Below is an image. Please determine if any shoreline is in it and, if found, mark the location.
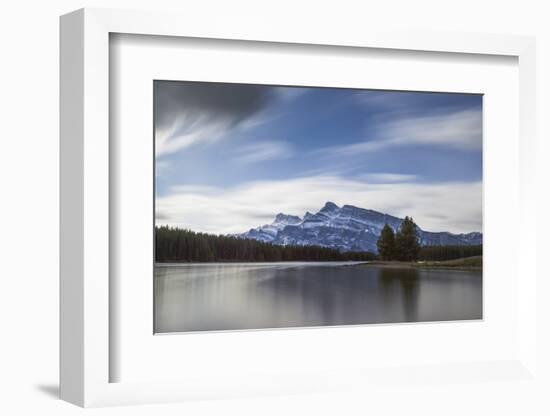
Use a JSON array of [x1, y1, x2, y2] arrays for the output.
[[155, 260, 368, 263], [358, 257, 482, 271], [154, 258, 481, 271]]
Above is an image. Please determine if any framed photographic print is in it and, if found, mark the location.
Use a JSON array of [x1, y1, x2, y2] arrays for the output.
[[60, 8, 538, 408], [153, 81, 483, 334]]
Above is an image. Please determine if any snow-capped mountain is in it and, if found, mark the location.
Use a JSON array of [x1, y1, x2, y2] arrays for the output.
[[239, 202, 482, 253]]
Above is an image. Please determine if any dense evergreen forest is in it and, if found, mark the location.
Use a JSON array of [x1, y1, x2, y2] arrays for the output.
[[418, 244, 482, 261], [155, 226, 377, 262]]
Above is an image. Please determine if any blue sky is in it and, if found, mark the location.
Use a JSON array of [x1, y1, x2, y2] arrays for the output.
[[155, 81, 482, 234]]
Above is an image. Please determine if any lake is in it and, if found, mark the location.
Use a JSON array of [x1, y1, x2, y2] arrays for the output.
[[154, 262, 482, 333]]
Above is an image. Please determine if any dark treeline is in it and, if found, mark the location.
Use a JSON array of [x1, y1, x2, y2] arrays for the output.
[[418, 244, 482, 261], [155, 226, 376, 262]]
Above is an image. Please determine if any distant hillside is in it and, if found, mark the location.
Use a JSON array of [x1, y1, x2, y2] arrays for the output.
[[239, 201, 482, 253]]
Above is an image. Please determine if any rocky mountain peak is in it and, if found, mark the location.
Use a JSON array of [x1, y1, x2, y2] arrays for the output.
[[273, 213, 302, 225], [320, 201, 340, 212], [239, 202, 482, 253]]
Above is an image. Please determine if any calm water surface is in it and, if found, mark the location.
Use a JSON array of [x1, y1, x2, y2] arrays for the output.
[[154, 262, 482, 333]]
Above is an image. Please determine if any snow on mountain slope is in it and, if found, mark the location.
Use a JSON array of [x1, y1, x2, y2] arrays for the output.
[[239, 201, 482, 253]]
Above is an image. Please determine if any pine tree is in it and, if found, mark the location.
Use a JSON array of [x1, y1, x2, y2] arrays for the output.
[[395, 216, 420, 261], [377, 224, 396, 260]]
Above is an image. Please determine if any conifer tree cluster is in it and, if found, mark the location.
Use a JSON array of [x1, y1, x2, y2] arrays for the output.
[[376, 216, 421, 261], [155, 226, 376, 262], [376, 217, 482, 262]]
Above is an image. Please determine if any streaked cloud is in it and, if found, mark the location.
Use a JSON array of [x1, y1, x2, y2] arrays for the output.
[[321, 109, 482, 157], [156, 175, 482, 235], [232, 140, 294, 163], [154, 81, 276, 156], [359, 173, 419, 183]]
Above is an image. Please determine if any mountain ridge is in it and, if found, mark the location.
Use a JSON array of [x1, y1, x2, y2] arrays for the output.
[[239, 201, 482, 253]]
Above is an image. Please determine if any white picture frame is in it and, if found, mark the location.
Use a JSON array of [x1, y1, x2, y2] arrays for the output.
[[60, 7, 537, 407]]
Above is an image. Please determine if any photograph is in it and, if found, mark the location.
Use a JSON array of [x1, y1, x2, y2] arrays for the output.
[[153, 80, 483, 333]]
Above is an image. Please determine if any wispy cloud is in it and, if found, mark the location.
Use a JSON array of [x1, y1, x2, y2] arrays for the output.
[[156, 175, 482, 235], [232, 140, 294, 163], [154, 81, 276, 156], [155, 114, 226, 156], [320, 109, 482, 157], [359, 173, 419, 183]]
